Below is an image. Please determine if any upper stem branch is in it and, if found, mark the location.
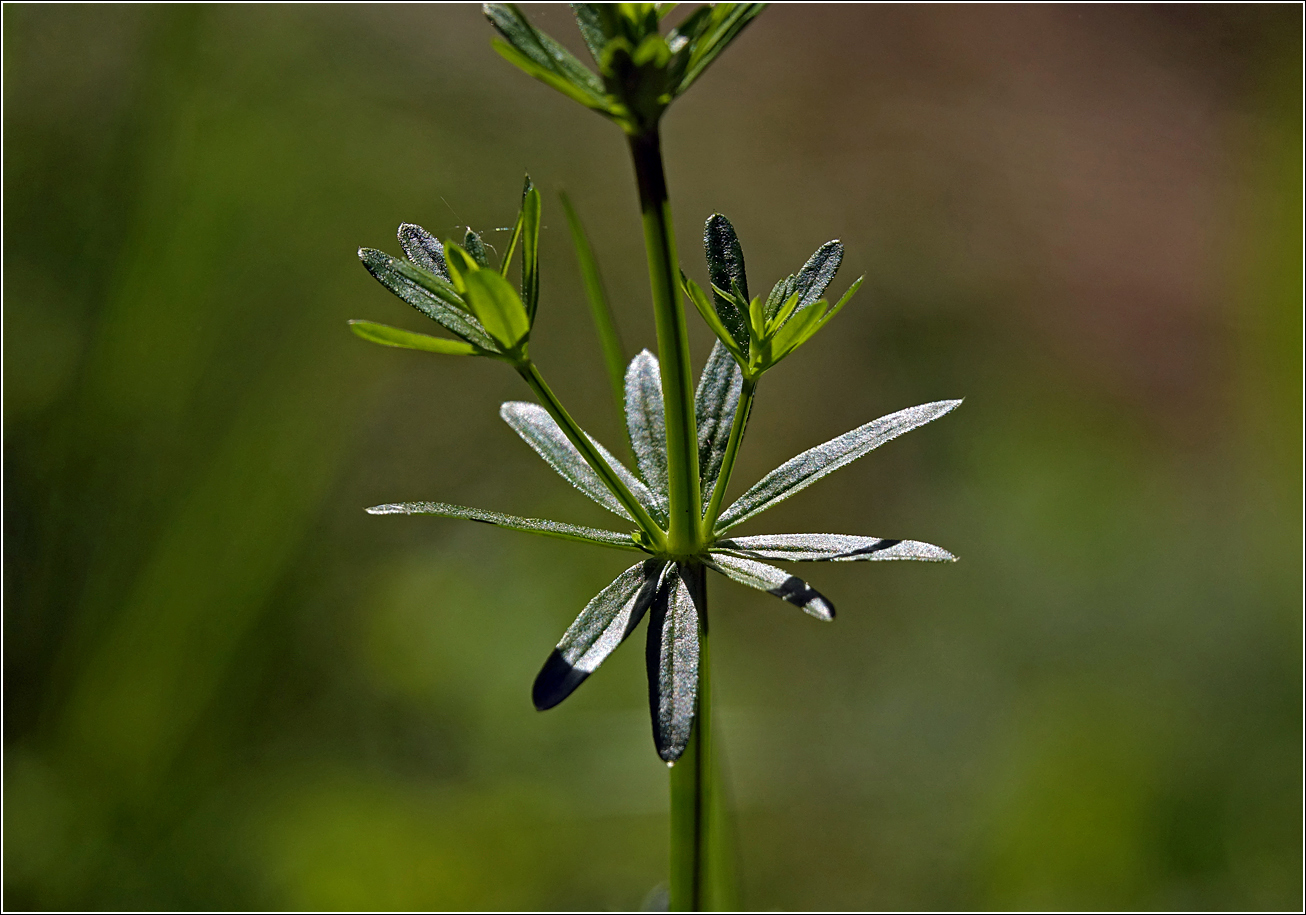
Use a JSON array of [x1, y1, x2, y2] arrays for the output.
[[629, 129, 701, 555]]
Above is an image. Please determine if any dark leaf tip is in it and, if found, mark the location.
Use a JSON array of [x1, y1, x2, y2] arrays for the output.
[[532, 648, 589, 710]]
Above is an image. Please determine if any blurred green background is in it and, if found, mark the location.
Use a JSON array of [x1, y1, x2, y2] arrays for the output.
[[4, 4, 1300, 910]]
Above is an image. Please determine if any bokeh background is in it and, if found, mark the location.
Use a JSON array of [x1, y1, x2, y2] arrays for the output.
[[4, 3, 1301, 910]]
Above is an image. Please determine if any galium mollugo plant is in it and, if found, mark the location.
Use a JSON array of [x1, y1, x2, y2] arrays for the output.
[[351, 4, 961, 910]]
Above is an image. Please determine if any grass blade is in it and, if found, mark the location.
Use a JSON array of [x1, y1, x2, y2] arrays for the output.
[[560, 191, 627, 415]]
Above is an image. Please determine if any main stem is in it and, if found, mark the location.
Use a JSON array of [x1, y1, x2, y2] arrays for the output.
[[670, 563, 712, 911], [629, 129, 701, 556], [627, 128, 721, 911]]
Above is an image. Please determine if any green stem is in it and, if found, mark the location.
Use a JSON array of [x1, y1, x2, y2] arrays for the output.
[[702, 377, 756, 535], [628, 129, 701, 555], [670, 563, 712, 911], [516, 360, 667, 550]]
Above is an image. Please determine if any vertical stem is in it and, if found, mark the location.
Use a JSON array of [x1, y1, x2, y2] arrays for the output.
[[702, 378, 756, 533], [670, 563, 711, 911], [628, 129, 701, 555]]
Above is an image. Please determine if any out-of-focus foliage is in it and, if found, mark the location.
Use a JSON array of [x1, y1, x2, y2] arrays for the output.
[[3, 4, 1300, 910]]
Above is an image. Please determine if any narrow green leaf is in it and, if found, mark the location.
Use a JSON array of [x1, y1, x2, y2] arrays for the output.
[[706, 552, 835, 620], [348, 320, 479, 356], [677, 3, 767, 95], [812, 275, 863, 333], [747, 294, 766, 347], [499, 210, 524, 279], [767, 290, 802, 335], [768, 299, 826, 362], [716, 399, 963, 531], [667, 5, 713, 45], [520, 181, 541, 322], [462, 269, 530, 351], [682, 274, 745, 365], [561, 191, 626, 413], [571, 2, 608, 64], [534, 558, 666, 709], [365, 500, 641, 550], [483, 4, 609, 105], [491, 39, 613, 113], [763, 274, 795, 321], [358, 247, 496, 350], [442, 241, 478, 291]]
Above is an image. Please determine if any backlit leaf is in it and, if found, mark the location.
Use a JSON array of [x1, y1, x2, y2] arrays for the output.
[[625, 350, 669, 499], [645, 563, 700, 762], [501, 402, 663, 523], [534, 558, 666, 709], [706, 551, 834, 620], [714, 533, 956, 562], [365, 500, 640, 550], [462, 268, 530, 351], [348, 320, 479, 356], [398, 223, 451, 281], [358, 247, 496, 350], [716, 400, 962, 531]]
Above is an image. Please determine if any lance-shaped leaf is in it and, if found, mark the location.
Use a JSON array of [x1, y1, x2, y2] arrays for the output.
[[683, 273, 745, 366], [716, 399, 963, 531], [714, 533, 956, 563], [676, 3, 767, 94], [398, 223, 451, 281], [520, 180, 541, 322], [501, 402, 664, 523], [706, 552, 835, 621], [348, 320, 479, 356], [704, 214, 750, 351], [366, 501, 641, 551], [484, 3, 612, 113], [694, 341, 744, 507], [625, 350, 668, 498], [790, 240, 843, 314], [646, 563, 701, 762], [462, 268, 530, 352], [358, 248, 497, 351], [571, 2, 607, 64], [534, 558, 666, 710]]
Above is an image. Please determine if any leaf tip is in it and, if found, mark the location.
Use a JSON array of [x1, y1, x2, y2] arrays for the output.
[[532, 648, 586, 711]]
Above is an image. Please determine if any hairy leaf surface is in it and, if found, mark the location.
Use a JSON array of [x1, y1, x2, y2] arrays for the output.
[[534, 558, 666, 709], [714, 533, 956, 562], [706, 552, 835, 620], [716, 400, 962, 531], [645, 563, 700, 762], [625, 350, 669, 499], [501, 402, 664, 523], [365, 500, 639, 549]]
